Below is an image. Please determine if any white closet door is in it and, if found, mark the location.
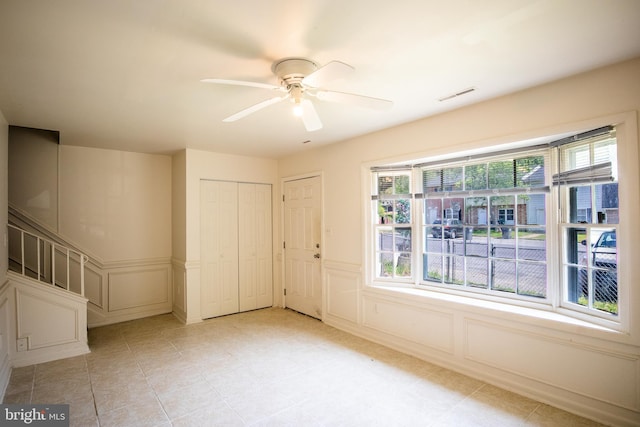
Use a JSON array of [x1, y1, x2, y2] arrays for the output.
[[200, 180, 239, 318], [239, 183, 272, 311]]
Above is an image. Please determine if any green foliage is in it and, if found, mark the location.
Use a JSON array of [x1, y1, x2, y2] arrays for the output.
[[578, 296, 618, 315]]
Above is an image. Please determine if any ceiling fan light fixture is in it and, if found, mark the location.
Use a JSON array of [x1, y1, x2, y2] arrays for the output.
[[290, 85, 304, 117], [203, 57, 392, 131]]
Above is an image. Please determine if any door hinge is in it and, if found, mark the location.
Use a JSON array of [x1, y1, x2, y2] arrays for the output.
[[282, 195, 285, 202], [284, 288, 287, 296], [283, 241, 286, 249]]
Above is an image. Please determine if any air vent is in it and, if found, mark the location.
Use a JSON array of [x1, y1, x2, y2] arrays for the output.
[[438, 87, 476, 102]]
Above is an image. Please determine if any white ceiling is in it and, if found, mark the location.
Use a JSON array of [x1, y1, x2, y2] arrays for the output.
[[1, 1, 639, 158]]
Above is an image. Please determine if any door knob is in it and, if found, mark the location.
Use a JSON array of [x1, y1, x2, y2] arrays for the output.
[[314, 253, 321, 259]]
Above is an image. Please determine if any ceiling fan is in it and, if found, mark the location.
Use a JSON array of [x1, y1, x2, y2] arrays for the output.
[[202, 57, 393, 132]]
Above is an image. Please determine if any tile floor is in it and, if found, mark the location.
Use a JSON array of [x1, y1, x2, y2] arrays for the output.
[[3, 308, 605, 426]]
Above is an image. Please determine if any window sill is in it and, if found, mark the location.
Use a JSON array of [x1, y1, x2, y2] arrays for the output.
[[364, 284, 630, 343]]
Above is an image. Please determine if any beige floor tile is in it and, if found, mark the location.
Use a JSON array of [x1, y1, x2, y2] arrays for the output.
[[525, 404, 605, 426], [2, 308, 610, 426], [97, 394, 169, 427], [156, 379, 222, 420], [2, 389, 31, 404], [171, 401, 244, 427], [92, 379, 156, 415], [31, 376, 92, 404]]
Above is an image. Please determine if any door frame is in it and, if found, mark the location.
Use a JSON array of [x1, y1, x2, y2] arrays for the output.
[[280, 172, 324, 319]]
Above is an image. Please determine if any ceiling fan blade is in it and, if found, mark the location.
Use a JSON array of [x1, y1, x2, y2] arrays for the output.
[[300, 99, 322, 132], [223, 95, 288, 122], [201, 78, 280, 91], [302, 61, 354, 88], [315, 90, 393, 110]]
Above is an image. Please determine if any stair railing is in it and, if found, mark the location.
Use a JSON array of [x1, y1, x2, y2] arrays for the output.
[[7, 224, 87, 297]]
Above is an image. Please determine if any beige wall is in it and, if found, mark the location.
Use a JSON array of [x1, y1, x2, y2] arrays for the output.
[[174, 148, 279, 323], [171, 150, 186, 263], [58, 145, 172, 263], [277, 57, 640, 425], [8, 127, 58, 231], [0, 113, 7, 287], [0, 110, 9, 397]]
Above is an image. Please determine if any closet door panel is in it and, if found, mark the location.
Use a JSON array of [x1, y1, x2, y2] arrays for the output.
[[239, 183, 273, 311], [200, 180, 239, 318], [238, 184, 257, 312], [254, 184, 273, 309]]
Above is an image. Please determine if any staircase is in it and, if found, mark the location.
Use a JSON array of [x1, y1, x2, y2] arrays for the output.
[[8, 223, 87, 298], [5, 206, 90, 367]]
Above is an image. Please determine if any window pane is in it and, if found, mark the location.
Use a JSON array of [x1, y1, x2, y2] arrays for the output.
[[491, 229, 515, 259], [378, 175, 393, 195], [423, 253, 443, 282], [395, 199, 411, 223], [377, 228, 393, 252], [442, 197, 463, 221], [565, 227, 586, 303], [516, 156, 545, 187], [425, 229, 443, 253], [396, 254, 412, 277], [492, 260, 516, 293], [517, 228, 546, 261], [518, 262, 546, 298], [465, 164, 487, 190], [425, 198, 442, 224], [567, 185, 591, 223], [377, 200, 393, 224], [517, 194, 545, 225], [466, 257, 488, 288], [395, 228, 412, 252], [563, 143, 590, 170], [465, 228, 488, 257], [488, 160, 514, 189], [490, 195, 515, 225], [443, 255, 464, 285], [596, 183, 618, 224], [394, 175, 410, 194], [465, 197, 488, 225], [443, 167, 463, 191], [378, 252, 394, 277], [593, 137, 616, 165], [423, 169, 441, 193]]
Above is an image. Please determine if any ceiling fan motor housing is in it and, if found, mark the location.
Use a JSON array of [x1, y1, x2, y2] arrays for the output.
[[271, 58, 318, 87]]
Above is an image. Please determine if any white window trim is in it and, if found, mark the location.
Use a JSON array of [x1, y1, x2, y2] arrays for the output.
[[362, 112, 638, 336]]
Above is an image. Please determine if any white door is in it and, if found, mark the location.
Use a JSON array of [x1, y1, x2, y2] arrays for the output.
[[200, 180, 239, 318], [283, 176, 322, 319], [238, 183, 273, 312]]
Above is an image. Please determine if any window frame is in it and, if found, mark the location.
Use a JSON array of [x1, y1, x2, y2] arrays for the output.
[[417, 148, 551, 302], [364, 119, 632, 332]]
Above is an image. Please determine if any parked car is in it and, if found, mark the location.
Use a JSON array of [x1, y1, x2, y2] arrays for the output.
[[431, 219, 464, 239], [580, 230, 617, 302]]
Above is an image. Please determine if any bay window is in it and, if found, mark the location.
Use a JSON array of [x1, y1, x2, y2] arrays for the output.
[[370, 125, 621, 325]]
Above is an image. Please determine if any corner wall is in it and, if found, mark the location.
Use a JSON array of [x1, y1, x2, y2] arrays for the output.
[[277, 58, 640, 425], [173, 149, 279, 324], [0, 110, 10, 400], [55, 145, 174, 327]]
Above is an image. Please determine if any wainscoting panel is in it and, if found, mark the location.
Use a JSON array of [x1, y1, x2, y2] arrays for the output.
[[84, 263, 103, 308], [16, 288, 80, 349], [0, 281, 10, 401], [172, 261, 186, 314], [108, 266, 170, 312], [325, 261, 360, 323], [362, 297, 455, 354], [464, 319, 640, 412]]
